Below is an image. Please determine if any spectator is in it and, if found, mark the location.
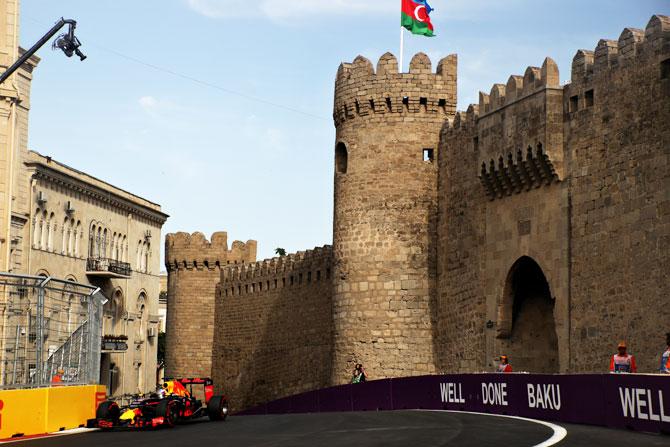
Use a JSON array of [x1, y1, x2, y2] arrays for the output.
[[351, 363, 367, 384], [660, 333, 670, 374], [609, 341, 637, 373], [51, 369, 64, 384], [497, 355, 512, 373]]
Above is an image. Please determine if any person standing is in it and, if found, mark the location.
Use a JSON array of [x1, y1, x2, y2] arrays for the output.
[[497, 355, 512, 373], [660, 333, 670, 374], [51, 369, 64, 384], [609, 341, 637, 373]]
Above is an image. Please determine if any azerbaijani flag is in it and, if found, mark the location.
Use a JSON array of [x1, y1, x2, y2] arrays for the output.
[[401, 0, 435, 37]]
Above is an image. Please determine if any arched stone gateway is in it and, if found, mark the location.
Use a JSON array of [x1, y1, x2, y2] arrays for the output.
[[497, 256, 559, 373]]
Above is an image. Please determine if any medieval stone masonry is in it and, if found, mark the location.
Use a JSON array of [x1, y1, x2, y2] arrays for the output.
[[165, 15, 669, 411], [165, 232, 256, 378]]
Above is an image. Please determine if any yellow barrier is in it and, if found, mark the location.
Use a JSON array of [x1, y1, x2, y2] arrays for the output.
[[0, 385, 106, 439]]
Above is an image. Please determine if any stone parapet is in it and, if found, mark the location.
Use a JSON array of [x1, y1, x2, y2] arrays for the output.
[[333, 52, 457, 127]]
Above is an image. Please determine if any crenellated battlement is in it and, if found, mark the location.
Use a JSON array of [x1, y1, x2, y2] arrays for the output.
[[570, 15, 669, 84], [333, 52, 457, 126], [220, 245, 333, 296], [165, 231, 257, 272], [441, 104, 479, 137], [476, 57, 560, 116]]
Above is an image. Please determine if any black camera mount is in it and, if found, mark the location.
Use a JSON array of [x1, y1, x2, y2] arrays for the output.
[[0, 18, 86, 85]]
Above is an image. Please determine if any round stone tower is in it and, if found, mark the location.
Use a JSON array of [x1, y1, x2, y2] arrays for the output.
[[332, 52, 457, 383]]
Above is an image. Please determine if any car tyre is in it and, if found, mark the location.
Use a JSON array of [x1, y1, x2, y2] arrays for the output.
[[207, 396, 228, 421], [156, 399, 180, 427], [96, 401, 120, 427]]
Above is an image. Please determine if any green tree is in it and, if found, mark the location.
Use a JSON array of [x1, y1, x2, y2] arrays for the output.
[[275, 248, 287, 256]]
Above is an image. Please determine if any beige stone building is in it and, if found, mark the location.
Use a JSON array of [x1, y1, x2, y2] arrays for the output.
[[0, 0, 168, 396], [158, 272, 167, 333]]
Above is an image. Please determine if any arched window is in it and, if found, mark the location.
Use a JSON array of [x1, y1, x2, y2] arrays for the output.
[[62, 217, 69, 254], [136, 241, 142, 270], [145, 243, 150, 273], [64, 278, 78, 333], [67, 218, 75, 255], [96, 227, 102, 258], [137, 293, 146, 327], [33, 209, 41, 248], [74, 221, 81, 257], [47, 213, 55, 251], [102, 229, 108, 258], [40, 211, 47, 249], [122, 235, 127, 262], [104, 289, 125, 333], [335, 142, 348, 174], [89, 224, 96, 257]]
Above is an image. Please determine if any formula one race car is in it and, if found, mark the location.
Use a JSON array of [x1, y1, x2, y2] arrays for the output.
[[93, 378, 228, 429]]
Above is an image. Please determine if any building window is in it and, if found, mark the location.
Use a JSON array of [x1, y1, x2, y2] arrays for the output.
[[68, 219, 75, 255], [46, 213, 54, 251], [33, 210, 41, 247], [89, 224, 96, 257], [62, 217, 69, 254], [423, 148, 434, 162], [661, 59, 670, 80], [40, 211, 47, 249], [75, 221, 81, 257], [96, 227, 102, 258], [585, 89, 594, 108], [569, 95, 579, 113], [335, 142, 348, 174]]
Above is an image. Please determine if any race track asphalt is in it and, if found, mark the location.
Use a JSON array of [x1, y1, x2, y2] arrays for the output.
[[9, 411, 669, 447]]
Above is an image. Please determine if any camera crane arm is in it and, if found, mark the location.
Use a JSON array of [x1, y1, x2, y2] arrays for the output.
[[0, 18, 86, 86]]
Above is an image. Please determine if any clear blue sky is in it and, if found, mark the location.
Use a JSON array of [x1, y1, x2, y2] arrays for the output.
[[20, 0, 667, 263]]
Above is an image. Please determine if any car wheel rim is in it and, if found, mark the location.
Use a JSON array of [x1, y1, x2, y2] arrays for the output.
[[167, 403, 177, 425]]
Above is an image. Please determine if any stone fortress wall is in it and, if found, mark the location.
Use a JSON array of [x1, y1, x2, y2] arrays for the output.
[[166, 15, 669, 409], [212, 246, 333, 410], [563, 16, 670, 372], [436, 15, 670, 374], [164, 232, 256, 378]]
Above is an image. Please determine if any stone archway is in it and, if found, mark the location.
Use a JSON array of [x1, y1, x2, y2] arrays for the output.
[[497, 256, 558, 373]]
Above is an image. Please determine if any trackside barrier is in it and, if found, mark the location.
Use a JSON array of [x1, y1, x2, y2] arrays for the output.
[[0, 385, 106, 439], [238, 374, 670, 434]]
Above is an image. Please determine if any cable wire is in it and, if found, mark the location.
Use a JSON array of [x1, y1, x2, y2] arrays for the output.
[[23, 16, 330, 121]]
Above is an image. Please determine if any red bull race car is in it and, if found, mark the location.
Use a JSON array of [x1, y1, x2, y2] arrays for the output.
[[93, 378, 228, 429]]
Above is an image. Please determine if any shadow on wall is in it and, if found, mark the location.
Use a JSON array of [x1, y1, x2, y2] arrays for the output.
[[212, 248, 334, 411]]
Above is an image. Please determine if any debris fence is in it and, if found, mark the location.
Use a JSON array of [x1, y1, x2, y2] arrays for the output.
[[0, 273, 106, 388]]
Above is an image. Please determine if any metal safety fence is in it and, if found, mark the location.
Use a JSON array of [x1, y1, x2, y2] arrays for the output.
[[0, 272, 107, 389]]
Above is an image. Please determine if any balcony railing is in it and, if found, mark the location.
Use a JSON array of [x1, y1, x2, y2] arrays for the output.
[[86, 257, 132, 278]]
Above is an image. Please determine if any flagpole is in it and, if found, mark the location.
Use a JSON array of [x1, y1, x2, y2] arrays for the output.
[[399, 26, 404, 72]]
